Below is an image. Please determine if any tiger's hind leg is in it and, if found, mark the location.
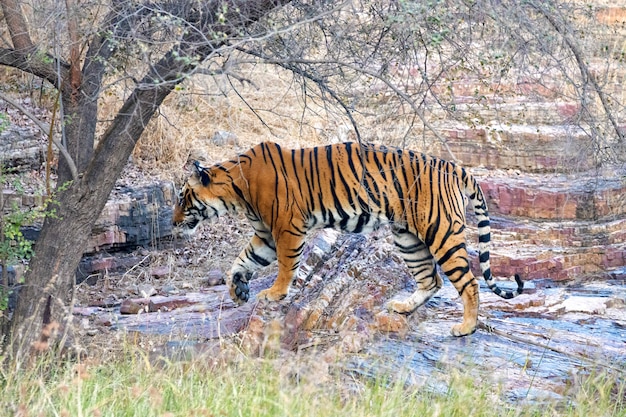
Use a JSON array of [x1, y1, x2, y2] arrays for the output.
[[228, 232, 277, 305], [431, 234, 480, 337], [387, 228, 442, 314]]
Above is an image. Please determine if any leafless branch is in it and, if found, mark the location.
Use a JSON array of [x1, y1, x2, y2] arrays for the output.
[[0, 0, 33, 50], [530, 1, 625, 145], [196, 67, 259, 89]]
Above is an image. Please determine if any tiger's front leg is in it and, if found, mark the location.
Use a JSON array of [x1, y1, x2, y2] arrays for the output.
[[257, 231, 305, 302], [227, 232, 277, 305]]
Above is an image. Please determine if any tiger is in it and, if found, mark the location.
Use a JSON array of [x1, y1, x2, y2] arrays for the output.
[[173, 141, 523, 336]]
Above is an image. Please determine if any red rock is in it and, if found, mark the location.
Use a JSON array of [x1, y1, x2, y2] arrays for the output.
[[483, 293, 546, 311], [88, 257, 115, 271], [596, 7, 626, 25], [146, 296, 196, 312], [120, 299, 147, 314], [88, 298, 120, 308], [372, 312, 408, 334]]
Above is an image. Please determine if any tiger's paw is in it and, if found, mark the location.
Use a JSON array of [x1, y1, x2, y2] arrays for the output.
[[450, 322, 477, 337], [387, 299, 418, 315], [257, 288, 288, 302], [228, 271, 251, 305]]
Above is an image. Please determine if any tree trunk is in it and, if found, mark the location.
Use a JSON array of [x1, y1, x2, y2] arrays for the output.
[[8, 82, 178, 367], [7, 185, 92, 362], [6, 0, 291, 368]]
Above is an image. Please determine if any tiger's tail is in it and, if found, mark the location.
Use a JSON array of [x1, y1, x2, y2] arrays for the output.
[[463, 169, 524, 299]]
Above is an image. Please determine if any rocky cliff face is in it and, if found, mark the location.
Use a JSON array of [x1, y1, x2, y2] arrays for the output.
[[87, 182, 175, 253]]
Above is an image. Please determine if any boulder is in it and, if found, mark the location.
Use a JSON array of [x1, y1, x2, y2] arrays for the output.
[[88, 182, 176, 253]]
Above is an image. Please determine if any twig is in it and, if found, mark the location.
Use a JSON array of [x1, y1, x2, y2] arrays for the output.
[[235, 55, 457, 161], [0, 91, 78, 180], [233, 48, 363, 145], [196, 67, 259, 89], [46, 89, 61, 195], [529, 1, 625, 145]]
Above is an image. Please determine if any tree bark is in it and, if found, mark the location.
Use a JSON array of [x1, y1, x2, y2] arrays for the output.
[[0, 0, 33, 51], [5, 0, 291, 368]]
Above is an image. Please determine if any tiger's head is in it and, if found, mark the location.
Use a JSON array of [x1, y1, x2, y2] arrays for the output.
[[172, 161, 240, 235]]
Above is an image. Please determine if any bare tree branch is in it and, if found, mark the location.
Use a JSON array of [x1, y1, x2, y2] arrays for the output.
[[64, 0, 82, 102], [0, 0, 33, 50], [233, 49, 363, 144], [0, 47, 68, 88], [530, 1, 625, 146]]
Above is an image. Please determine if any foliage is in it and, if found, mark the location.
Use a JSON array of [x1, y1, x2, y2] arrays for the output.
[[0, 203, 34, 266], [0, 347, 623, 417], [0, 114, 8, 133], [0, 172, 45, 312]]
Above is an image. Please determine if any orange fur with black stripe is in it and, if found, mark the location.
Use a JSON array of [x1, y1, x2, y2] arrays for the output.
[[173, 142, 523, 336]]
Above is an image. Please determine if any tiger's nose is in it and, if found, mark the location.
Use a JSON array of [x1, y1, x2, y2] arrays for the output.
[[172, 205, 185, 226]]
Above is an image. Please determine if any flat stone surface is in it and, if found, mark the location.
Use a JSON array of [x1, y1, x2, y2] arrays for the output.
[[561, 296, 609, 314]]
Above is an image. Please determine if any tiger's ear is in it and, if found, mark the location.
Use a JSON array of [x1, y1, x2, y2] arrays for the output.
[[194, 161, 211, 186]]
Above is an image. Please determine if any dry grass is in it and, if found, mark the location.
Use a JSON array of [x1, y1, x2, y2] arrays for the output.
[[1, 339, 623, 417], [127, 66, 340, 183]]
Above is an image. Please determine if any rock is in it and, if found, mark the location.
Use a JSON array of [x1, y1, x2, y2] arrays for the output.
[[78, 254, 149, 284], [481, 292, 546, 311], [205, 270, 225, 286], [372, 311, 408, 334], [480, 174, 626, 220], [150, 265, 170, 278], [79, 318, 90, 330], [0, 125, 45, 172], [136, 284, 157, 298], [147, 296, 195, 312], [211, 130, 238, 146], [596, 6, 626, 25], [561, 296, 608, 314], [336, 330, 369, 354], [161, 284, 179, 295], [240, 315, 274, 355], [23, 181, 175, 261], [76, 226, 626, 403], [432, 123, 594, 173], [73, 306, 102, 316], [88, 181, 176, 253], [88, 297, 120, 308], [94, 316, 114, 327], [120, 299, 148, 315], [607, 297, 625, 309], [272, 232, 412, 350]]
